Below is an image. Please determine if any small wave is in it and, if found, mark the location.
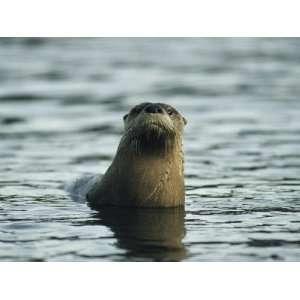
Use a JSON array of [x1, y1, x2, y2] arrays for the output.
[[0, 93, 50, 102], [65, 174, 98, 203], [72, 154, 112, 164], [79, 124, 121, 134], [248, 239, 300, 247], [0, 116, 25, 125]]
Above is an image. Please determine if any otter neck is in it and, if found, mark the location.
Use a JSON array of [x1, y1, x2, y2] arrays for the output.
[[116, 133, 183, 162], [111, 135, 185, 207]]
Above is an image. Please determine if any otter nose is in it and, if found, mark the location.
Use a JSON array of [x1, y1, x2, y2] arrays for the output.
[[145, 104, 163, 114]]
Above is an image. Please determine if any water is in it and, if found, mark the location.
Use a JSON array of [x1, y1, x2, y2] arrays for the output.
[[1, 38, 300, 261]]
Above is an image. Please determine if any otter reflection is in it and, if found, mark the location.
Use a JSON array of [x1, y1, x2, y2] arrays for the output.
[[94, 207, 187, 261]]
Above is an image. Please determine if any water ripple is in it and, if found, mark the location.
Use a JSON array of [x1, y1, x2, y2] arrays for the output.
[[1, 38, 300, 261]]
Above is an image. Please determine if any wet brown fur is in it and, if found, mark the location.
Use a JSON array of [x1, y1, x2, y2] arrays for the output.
[[87, 102, 187, 208]]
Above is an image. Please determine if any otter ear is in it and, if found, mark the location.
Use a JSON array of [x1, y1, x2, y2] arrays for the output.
[[123, 114, 128, 121], [183, 117, 187, 125]]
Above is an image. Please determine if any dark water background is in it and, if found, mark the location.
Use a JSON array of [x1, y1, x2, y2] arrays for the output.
[[0, 38, 300, 261]]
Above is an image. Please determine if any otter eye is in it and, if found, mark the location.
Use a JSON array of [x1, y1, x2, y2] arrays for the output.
[[131, 107, 143, 114], [123, 114, 128, 121], [167, 108, 174, 116]]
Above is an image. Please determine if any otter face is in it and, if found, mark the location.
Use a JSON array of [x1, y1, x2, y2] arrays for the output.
[[123, 102, 187, 154], [123, 102, 187, 133]]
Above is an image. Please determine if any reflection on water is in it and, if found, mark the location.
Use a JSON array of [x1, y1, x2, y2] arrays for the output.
[[90, 207, 187, 261]]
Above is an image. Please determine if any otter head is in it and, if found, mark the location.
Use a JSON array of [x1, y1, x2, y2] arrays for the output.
[[122, 102, 187, 155]]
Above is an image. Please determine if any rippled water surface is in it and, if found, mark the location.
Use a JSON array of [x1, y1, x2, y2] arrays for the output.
[[1, 38, 300, 261]]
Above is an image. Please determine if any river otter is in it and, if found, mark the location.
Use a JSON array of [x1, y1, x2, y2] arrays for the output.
[[87, 102, 187, 208]]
